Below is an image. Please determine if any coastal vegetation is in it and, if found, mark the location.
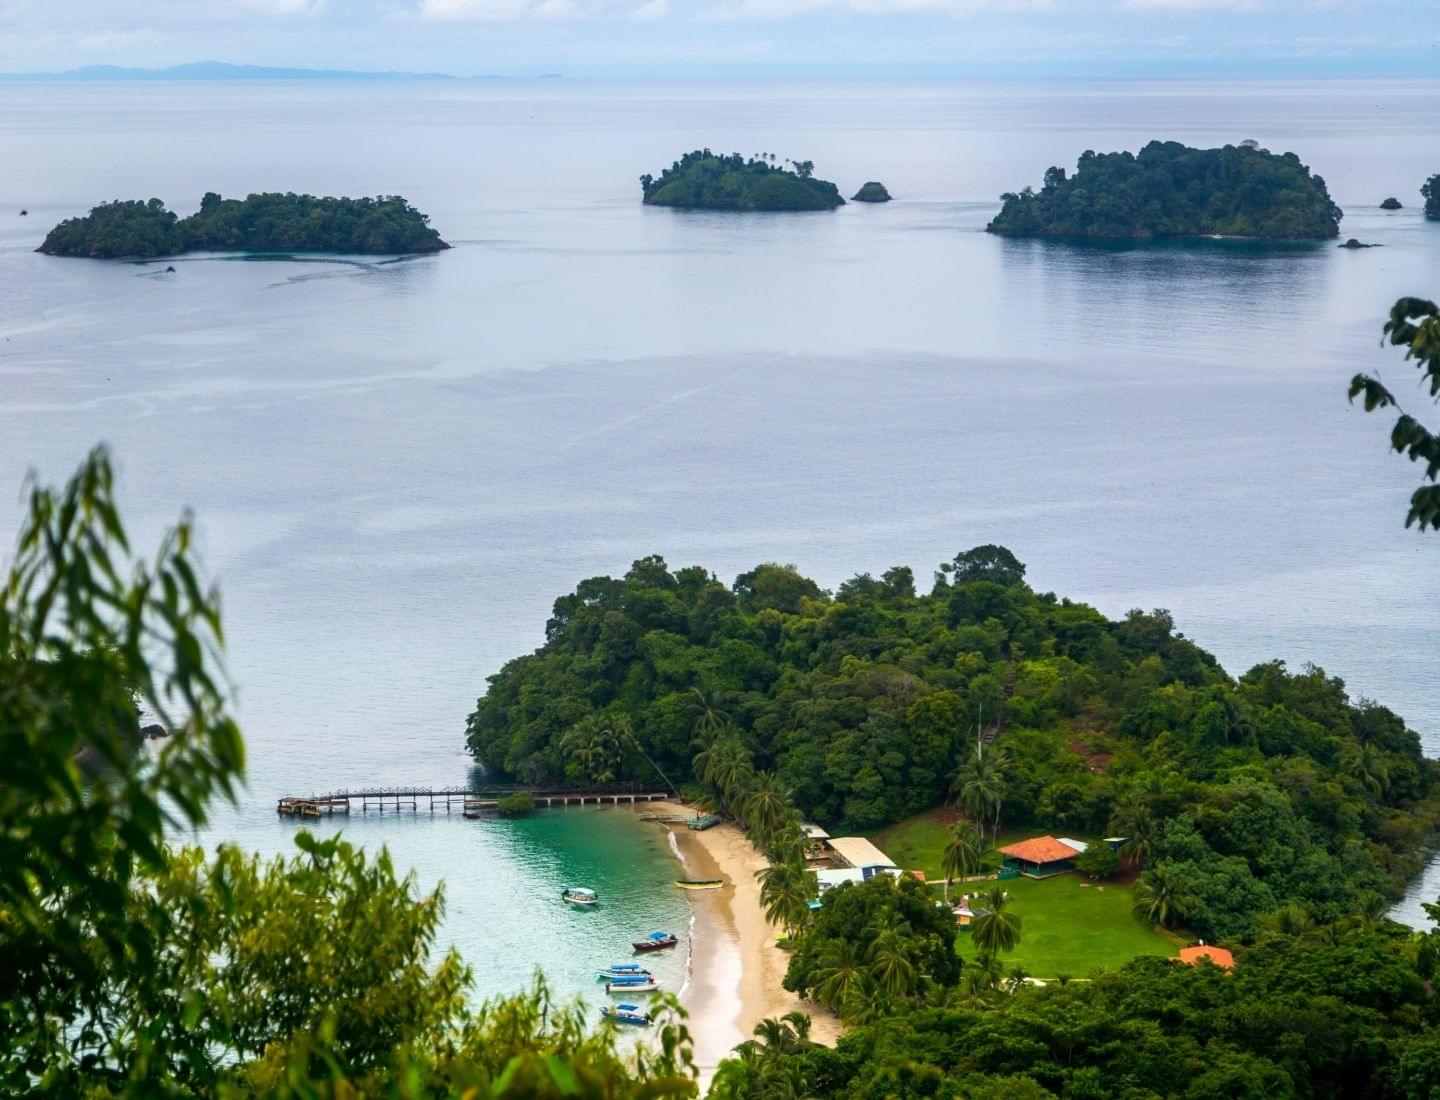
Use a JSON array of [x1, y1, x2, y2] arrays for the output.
[[851, 182, 891, 203], [496, 790, 536, 816], [468, 537, 1439, 947], [1, 448, 694, 1097], [712, 919, 1440, 1098], [986, 141, 1342, 240], [1381, 196, 1403, 210], [37, 191, 449, 258], [1425, 174, 1440, 218], [640, 151, 844, 211]]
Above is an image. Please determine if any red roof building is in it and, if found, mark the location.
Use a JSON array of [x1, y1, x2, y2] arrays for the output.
[[1178, 945, 1235, 970], [997, 835, 1083, 877]]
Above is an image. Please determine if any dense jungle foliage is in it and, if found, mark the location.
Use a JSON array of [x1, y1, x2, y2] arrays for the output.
[[712, 912, 1440, 1100], [640, 150, 845, 211], [467, 545, 1440, 944], [37, 191, 449, 258], [987, 141, 1342, 240]]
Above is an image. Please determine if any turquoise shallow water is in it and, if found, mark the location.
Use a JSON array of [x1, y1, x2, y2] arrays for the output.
[[266, 804, 693, 1010]]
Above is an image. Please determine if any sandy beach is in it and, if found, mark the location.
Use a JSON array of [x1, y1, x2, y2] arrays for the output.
[[636, 801, 841, 1081]]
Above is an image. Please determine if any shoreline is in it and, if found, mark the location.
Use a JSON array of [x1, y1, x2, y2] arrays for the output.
[[635, 801, 841, 1083]]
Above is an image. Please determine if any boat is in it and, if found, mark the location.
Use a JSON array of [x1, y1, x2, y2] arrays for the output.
[[687, 813, 721, 830], [675, 878, 724, 890], [632, 930, 679, 952], [597, 964, 651, 979], [562, 887, 599, 906], [601, 1003, 652, 1027], [605, 977, 659, 993]]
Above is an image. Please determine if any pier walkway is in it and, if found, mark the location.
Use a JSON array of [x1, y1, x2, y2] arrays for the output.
[[276, 784, 670, 820]]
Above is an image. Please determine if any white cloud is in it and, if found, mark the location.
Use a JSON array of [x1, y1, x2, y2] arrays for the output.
[[630, 0, 670, 17], [1120, 0, 1265, 11], [420, 0, 583, 18], [706, 0, 1048, 18]]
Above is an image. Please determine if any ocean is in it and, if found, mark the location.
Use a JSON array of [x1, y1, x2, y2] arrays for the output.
[[1, 75, 1438, 965]]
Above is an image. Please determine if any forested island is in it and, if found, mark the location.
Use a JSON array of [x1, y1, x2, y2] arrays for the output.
[[37, 191, 449, 258], [640, 150, 844, 211], [1425, 174, 1440, 219], [469, 546, 1439, 943], [987, 141, 1342, 240]]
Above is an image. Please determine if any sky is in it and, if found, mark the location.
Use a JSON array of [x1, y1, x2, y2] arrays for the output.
[[0, 0, 1436, 77]]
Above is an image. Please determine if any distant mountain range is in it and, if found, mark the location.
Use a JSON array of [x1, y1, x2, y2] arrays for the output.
[[0, 61, 528, 82]]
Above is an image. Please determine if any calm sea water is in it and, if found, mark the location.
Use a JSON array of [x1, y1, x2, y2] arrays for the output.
[[1, 77, 1439, 949]]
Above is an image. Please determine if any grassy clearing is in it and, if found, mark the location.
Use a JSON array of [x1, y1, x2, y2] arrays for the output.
[[867, 809, 1172, 978]]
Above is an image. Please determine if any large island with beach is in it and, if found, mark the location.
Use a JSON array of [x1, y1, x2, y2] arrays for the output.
[[987, 140, 1342, 240], [468, 545, 1440, 1082], [37, 191, 449, 258]]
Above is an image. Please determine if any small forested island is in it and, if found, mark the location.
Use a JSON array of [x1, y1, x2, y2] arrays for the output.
[[37, 192, 449, 258], [851, 181, 892, 203], [469, 547, 1439, 946], [1425, 174, 1440, 218], [987, 140, 1342, 241], [1380, 196, 1403, 210], [640, 150, 844, 211]]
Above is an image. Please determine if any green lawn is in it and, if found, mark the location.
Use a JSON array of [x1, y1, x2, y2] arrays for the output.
[[869, 808, 1029, 879], [867, 810, 1173, 978]]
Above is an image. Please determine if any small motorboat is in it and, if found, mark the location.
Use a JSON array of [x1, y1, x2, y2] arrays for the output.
[[632, 930, 679, 952], [605, 977, 659, 993], [602, 1003, 652, 1027], [562, 887, 599, 906], [597, 964, 651, 979], [675, 879, 724, 890], [687, 813, 721, 830]]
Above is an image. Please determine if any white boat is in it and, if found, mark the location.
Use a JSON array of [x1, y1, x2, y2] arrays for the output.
[[562, 887, 598, 906], [601, 1003, 652, 1026], [605, 977, 659, 993]]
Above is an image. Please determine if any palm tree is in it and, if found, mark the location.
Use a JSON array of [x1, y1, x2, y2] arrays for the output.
[[812, 939, 870, 1013], [692, 739, 719, 788], [690, 686, 728, 736], [1340, 741, 1390, 799], [1132, 864, 1197, 929], [710, 737, 755, 815], [745, 771, 791, 842], [952, 745, 1010, 843], [868, 927, 917, 1001], [970, 886, 1021, 958], [560, 716, 620, 783], [940, 820, 986, 904], [1257, 904, 1315, 939], [751, 1011, 812, 1055], [756, 859, 815, 936], [1108, 799, 1156, 868], [963, 951, 1004, 995]]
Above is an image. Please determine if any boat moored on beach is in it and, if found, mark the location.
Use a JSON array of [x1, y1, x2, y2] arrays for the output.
[[605, 977, 659, 993], [632, 930, 678, 952], [601, 1003, 652, 1026], [675, 878, 724, 890], [597, 963, 651, 979], [562, 887, 599, 906]]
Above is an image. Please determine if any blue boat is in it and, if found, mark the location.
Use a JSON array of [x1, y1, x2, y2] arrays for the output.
[[632, 930, 678, 952], [602, 1003, 652, 1027], [597, 964, 651, 979]]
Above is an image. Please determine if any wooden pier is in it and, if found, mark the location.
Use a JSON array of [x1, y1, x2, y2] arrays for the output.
[[276, 784, 671, 820]]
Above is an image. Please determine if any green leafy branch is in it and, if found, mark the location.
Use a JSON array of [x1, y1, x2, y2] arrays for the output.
[[1349, 296, 1440, 530]]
